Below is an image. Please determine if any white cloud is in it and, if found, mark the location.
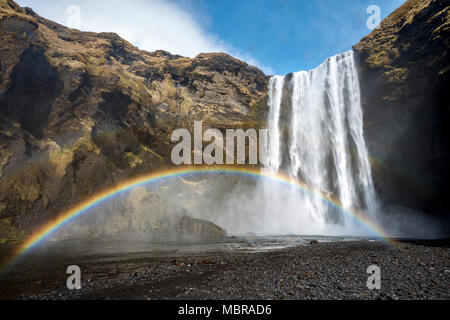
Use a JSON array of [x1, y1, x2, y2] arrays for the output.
[[16, 0, 273, 74]]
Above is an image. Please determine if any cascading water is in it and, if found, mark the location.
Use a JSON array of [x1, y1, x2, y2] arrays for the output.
[[196, 50, 380, 236], [260, 50, 379, 235]]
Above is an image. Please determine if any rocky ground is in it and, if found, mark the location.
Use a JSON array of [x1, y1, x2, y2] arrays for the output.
[[0, 239, 448, 300]]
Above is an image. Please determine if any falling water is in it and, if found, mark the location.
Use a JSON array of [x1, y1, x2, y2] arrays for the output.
[[261, 50, 379, 235]]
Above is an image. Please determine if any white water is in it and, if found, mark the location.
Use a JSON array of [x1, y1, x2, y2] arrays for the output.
[[258, 50, 379, 236]]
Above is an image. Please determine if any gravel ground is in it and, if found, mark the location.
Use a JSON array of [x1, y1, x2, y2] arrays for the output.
[[0, 239, 448, 300]]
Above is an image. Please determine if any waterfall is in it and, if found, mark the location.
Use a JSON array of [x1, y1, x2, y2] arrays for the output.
[[261, 50, 379, 235]]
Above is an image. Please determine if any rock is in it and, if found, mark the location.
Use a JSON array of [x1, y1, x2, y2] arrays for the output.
[[353, 0, 450, 216], [175, 215, 226, 240], [309, 240, 319, 244]]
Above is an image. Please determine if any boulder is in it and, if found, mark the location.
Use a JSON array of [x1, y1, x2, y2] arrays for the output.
[[175, 215, 226, 240]]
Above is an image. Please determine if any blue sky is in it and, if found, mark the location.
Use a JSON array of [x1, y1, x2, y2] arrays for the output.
[[17, 0, 405, 75], [185, 0, 406, 74]]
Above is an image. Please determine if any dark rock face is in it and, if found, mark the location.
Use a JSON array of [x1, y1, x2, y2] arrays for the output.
[[1, 45, 63, 139], [353, 0, 450, 214]]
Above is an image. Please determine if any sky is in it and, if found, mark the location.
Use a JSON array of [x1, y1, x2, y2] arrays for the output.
[[17, 0, 405, 75]]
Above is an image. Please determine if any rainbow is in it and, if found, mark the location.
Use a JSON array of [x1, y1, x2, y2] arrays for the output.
[[2, 166, 396, 271]]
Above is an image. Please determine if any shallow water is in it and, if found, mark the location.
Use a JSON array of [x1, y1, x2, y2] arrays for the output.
[[1, 234, 382, 272]]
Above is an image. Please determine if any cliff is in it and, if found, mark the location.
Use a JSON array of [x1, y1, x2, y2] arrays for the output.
[[0, 0, 268, 234], [353, 0, 449, 214]]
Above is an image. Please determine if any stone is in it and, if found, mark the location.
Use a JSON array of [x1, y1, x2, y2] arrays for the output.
[[353, 0, 450, 218]]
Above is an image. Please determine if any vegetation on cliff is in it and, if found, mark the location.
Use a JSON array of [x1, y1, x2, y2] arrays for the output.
[[0, 0, 267, 237]]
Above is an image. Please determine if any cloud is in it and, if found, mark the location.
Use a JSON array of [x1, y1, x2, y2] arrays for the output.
[[17, 0, 273, 74]]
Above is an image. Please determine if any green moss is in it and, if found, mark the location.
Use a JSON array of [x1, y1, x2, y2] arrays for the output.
[[250, 96, 268, 115], [243, 95, 269, 130]]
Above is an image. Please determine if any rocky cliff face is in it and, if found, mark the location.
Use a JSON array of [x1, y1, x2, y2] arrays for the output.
[[353, 0, 449, 214], [0, 0, 268, 235]]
